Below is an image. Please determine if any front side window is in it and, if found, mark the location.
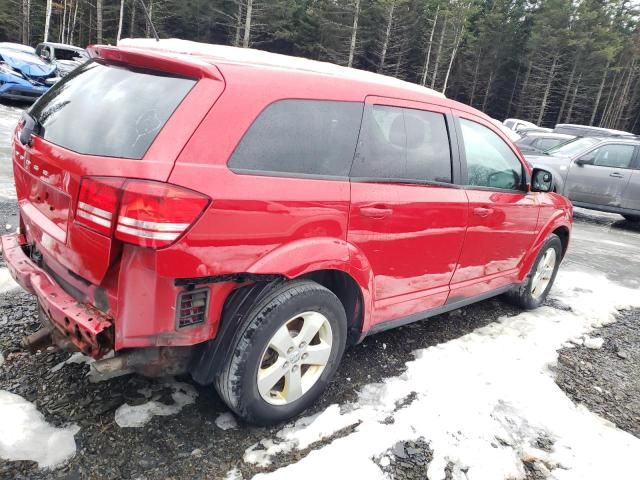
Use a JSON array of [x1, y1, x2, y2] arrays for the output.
[[350, 104, 452, 183], [29, 61, 196, 159], [588, 144, 635, 168], [459, 118, 523, 190], [228, 99, 363, 178]]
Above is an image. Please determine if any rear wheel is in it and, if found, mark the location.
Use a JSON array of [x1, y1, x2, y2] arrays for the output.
[[623, 214, 640, 222], [507, 234, 562, 310], [215, 280, 347, 425]]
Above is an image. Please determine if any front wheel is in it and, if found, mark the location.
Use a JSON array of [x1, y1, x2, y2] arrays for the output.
[[507, 234, 562, 310], [215, 280, 347, 425]]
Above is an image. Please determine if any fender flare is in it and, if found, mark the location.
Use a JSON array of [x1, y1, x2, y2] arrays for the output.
[[518, 211, 572, 282], [247, 237, 374, 334]]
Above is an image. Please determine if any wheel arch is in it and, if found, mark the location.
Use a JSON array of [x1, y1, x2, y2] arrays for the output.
[[518, 213, 572, 282]]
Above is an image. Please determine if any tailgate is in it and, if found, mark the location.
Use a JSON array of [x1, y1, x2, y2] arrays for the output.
[[14, 55, 224, 285]]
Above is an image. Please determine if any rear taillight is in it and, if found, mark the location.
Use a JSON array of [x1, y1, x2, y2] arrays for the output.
[[76, 177, 209, 248], [76, 178, 123, 236]]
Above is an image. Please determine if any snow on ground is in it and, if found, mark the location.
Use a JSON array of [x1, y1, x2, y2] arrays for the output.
[[0, 390, 79, 468], [215, 411, 239, 431], [0, 267, 19, 294], [114, 380, 198, 428], [244, 269, 640, 480]]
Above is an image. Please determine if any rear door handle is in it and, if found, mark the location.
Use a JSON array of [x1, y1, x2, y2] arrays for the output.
[[473, 207, 494, 217], [610, 172, 624, 178], [359, 205, 393, 219]]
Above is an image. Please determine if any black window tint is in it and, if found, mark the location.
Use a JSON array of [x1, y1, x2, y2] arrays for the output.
[[29, 61, 195, 159], [228, 100, 363, 177], [350, 105, 452, 183], [460, 118, 523, 190]]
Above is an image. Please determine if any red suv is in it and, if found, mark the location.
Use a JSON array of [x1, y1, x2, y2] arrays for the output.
[[1, 41, 572, 425]]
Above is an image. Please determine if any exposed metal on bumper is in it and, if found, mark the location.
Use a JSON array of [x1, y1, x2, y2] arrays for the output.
[[1, 233, 114, 358]]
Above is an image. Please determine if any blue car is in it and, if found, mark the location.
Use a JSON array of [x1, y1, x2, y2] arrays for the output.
[[0, 43, 58, 102]]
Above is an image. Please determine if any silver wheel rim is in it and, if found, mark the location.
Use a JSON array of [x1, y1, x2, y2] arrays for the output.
[[257, 311, 333, 405], [531, 247, 557, 299]]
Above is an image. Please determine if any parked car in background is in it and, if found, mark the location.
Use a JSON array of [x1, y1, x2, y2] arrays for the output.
[[36, 42, 88, 77], [503, 118, 537, 132], [516, 132, 576, 154], [2, 39, 571, 425], [0, 43, 58, 101], [517, 126, 553, 136], [0, 42, 36, 54], [553, 123, 635, 138], [491, 118, 521, 141], [527, 136, 640, 221]]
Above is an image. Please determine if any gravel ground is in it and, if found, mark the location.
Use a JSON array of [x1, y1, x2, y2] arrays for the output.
[[0, 100, 639, 478]]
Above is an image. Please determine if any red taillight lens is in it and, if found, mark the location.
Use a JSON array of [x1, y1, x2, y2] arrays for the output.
[[76, 178, 124, 235], [75, 177, 209, 248], [115, 181, 209, 248]]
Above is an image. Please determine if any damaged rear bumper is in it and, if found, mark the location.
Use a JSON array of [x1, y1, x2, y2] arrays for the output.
[[1, 233, 114, 358]]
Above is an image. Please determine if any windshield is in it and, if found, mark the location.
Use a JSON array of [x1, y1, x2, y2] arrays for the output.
[[546, 137, 600, 157], [29, 60, 196, 159]]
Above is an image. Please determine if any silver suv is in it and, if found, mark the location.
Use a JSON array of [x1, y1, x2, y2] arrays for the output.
[[526, 136, 640, 221]]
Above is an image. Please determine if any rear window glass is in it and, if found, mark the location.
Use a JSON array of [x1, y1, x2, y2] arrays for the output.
[[228, 100, 363, 178], [29, 61, 195, 159]]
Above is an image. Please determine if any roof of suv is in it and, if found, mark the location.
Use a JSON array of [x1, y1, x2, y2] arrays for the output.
[[117, 38, 447, 100]]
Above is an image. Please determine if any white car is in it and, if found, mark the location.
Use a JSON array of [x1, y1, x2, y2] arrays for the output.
[[503, 118, 537, 133]]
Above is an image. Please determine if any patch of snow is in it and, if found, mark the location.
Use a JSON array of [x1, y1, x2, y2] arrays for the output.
[[0, 183, 17, 201], [114, 380, 197, 428], [215, 411, 238, 431], [583, 336, 604, 349], [50, 352, 94, 373], [0, 390, 79, 468], [245, 404, 360, 467], [0, 268, 19, 294], [250, 270, 640, 479], [225, 467, 243, 480], [0, 352, 4, 367]]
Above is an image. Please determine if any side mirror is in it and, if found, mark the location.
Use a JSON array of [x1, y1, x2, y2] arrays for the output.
[[531, 168, 554, 193], [575, 157, 594, 166]]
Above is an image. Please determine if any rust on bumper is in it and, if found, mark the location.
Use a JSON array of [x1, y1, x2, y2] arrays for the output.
[[1, 233, 114, 358]]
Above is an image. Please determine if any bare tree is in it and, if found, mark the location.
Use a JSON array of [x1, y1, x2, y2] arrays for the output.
[[97, 0, 104, 43], [44, 0, 52, 42], [430, 12, 448, 89], [589, 60, 610, 125], [117, 0, 125, 42], [243, 0, 253, 48], [379, 1, 396, 72], [421, 6, 439, 86], [348, 0, 361, 68]]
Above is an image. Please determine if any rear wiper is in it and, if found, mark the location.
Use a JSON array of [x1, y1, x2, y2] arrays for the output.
[[19, 112, 40, 147]]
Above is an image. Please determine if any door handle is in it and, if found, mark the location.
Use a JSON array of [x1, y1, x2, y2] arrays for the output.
[[473, 207, 494, 218], [609, 172, 624, 178], [359, 205, 393, 219]]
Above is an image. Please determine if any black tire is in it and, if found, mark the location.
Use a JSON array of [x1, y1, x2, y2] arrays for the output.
[[214, 280, 347, 425], [507, 234, 563, 310], [623, 214, 640, 222]]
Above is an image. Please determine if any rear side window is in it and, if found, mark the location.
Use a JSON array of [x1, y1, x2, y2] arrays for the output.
[[29, 61, 196, 159], [228, 100, 363, 178], [350, 105, 452, 183], [459, 118, 523, 190]]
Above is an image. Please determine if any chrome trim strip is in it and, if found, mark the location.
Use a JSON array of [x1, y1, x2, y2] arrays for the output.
[[78, 201, 112, 220], [76, 209, 111, 228], [116, 224, 180, 241], [118, 216, 189, 232]]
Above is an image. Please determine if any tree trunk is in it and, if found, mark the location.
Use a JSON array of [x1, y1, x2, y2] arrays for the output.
[[565, 73, 581, 123], [70, 0, 79, 44], [61, 0, 67, 43], [612, 58, 635, 128], [347, 0, 361, 67], [44, 0, 52, 42], [469, 49, 481, 106], [21, 0, 29, 45], [589, 60, 610, 126], [97, 0, 103, 43], [130, 0, 137, 37], [506, 62, 521, 118], [146, 1, 154, 38], [515, 60, 532, 117], [243, 0, 253, 48], [601, 66, 625, 128], [556, 54, 579, 124], [537, 53, 558, 126], [379, 1, 395, 72], [598, 69, 619, 127], [420, 6, 439, 86], [234, 1, 243, 47], [481, 72, 493, 112], [442, 24, 464, 95], [117, 0, 125, 42], [430, 13, 448, 89]]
